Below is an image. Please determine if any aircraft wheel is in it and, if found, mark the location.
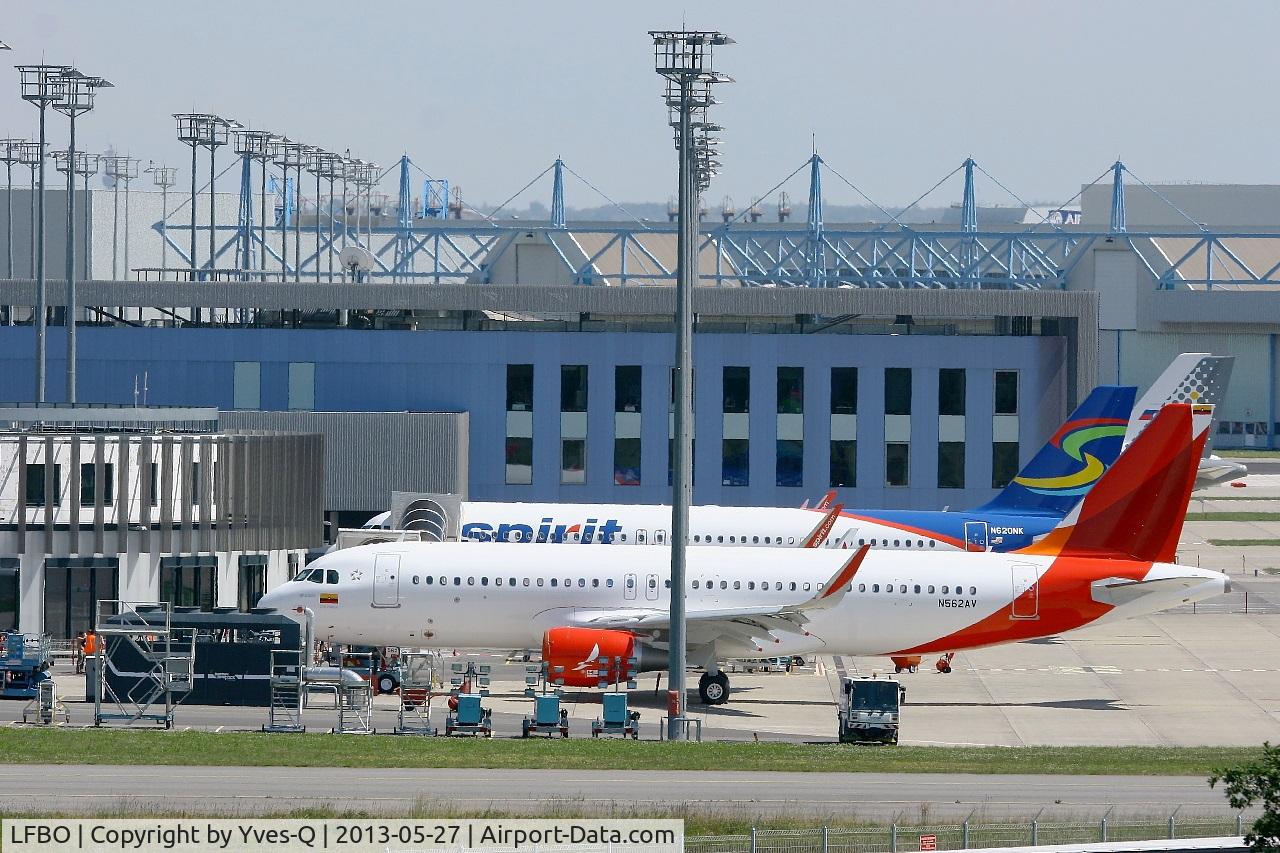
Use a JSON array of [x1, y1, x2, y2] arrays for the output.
[[699, 671, 730, 705]]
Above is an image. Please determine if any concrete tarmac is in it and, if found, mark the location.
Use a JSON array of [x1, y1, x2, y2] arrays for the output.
[[0, 765, 1242, 822]]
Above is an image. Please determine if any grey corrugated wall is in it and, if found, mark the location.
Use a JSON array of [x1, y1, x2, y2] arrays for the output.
[[219, 411, 469, 511]]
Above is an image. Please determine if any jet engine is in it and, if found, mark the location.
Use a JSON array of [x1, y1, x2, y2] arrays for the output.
[[541, 627, 664, 687]]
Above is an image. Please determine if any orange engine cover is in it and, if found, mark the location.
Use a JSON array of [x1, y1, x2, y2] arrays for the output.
[[542, 627, 638, 688]]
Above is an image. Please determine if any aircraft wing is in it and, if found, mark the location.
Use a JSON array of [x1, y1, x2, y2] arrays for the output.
[[567, 545, 870, 640]]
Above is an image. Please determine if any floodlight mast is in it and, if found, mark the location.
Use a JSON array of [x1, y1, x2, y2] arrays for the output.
[[650, 29, 732, 741], [51, 69, 109, 403], [17, 63, 71, 403], [0, 138, 22, 287]]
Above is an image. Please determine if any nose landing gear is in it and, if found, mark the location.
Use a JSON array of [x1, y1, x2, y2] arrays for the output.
[[698, 671, 730, 705]]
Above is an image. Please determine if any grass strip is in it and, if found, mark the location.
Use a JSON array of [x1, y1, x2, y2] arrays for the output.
[[1207, 539, 1280, 547], [1186, 512, 1280, 522], [0, 729, 1259, 776]]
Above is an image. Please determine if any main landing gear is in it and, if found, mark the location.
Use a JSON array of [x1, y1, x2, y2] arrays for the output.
[[698, 671, 730, 705]]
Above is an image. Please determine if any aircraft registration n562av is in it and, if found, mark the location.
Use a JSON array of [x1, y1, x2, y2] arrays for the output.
[[262, 403, 1228, 705]]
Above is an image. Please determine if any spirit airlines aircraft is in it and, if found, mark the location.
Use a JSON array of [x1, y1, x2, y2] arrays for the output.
[[261, 404, 1228, 705], [359, 355, 1232, 554]]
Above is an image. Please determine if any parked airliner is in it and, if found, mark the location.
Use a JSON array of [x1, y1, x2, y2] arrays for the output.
[[262, 404, 1227, 705], [357, 354, 1232, 554]]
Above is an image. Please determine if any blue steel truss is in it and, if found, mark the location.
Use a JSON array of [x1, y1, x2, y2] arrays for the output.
[[149, 155, 1280, 291]]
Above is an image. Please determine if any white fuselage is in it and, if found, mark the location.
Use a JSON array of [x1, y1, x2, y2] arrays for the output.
[[261, 542, 1228, 658]]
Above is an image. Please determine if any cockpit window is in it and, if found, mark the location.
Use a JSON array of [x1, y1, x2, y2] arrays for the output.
[[298, 569, 322, 584], [326, 570, 340, 585]]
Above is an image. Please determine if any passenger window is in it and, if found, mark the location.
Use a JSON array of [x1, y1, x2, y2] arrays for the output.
[[954, 587, 963, 597], [752, 536, 759, 544], [733, 581, 740, 590], [537, 578, 544, 587], [905, 540, 912, 548], [693, 535, 700, 543], [914, 585, 920, 594], [804, 583, 812, 591], [412, 575, 419, 584], [858, 539, 865, 547], [893, 540, 900, 547], [942, 585, 949, 594], [918, 540, 924, 547], [648, 578, 657, 589], [564, 579, 571, 587], [787, 537, 795, 544], [929, 541, 936, 548], [327, 570, 339, 584], [578, 579, 585, 588], [858, 583, 866, 592], [872, 584, 880, 592], [550, 579, 558, 587], [789, 582, 797, 592], [927, 585, 935, 594], [884, 586, 892, 595], [748, 581, 756, 590], [663, 580, 669, 588], [621, 534, 627, 542], [426, 576, 434, 585], [523, 578, 530, 587], [717, 536, 724, 543], [775, 582, 783, 590], [453, 577, 461, 586], [438, 577, 446, 586], [467, 577, 475, 586], [970, 586, 977, 595], [592, 579, 600, 588], [764, 536, 771, 544], [692, 581, 699, 589], [899, 584, 906, 593], [607, 579, 614, 588], [720, 581, 727, 590], [481, 577, 488, 586], [509, 578, 515, 586], [495, 578, 502, 586], [729, 536, 735, 543]]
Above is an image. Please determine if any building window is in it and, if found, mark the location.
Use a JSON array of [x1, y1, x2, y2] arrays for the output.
[[232, 361, 261, 410], [149, 463, 160, 507], [831, 368, 857, 414], [561, 438, 586, 485], [507, 364, 534, 411], [80, 462, 113, 506], [993, 442, 1020, 488], [885, 368, 912, 416], [160, 559, 217, 612], [995, 370, 1018, 415], [723, 366, 750, 414], [830, 440, 856, 488], [777, 367, 803, 414], [777, 439, 803, 487], [885, 442, 910, 486], [43, 558, 118, 639], [238, 557, 268, 612], [938, 442, 965, 489], [506, 437, 533, 485], [614, 438, 641, 486], [616, 365, 641, 413], [561, 365, 588, 412], [0, 561, 18, 632], [25, 464, 61, 507], [939, 368, 966, 416], [288, 362, 315, 411], [722, 439, 749, 486]]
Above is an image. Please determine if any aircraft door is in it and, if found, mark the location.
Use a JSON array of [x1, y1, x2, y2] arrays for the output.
[[373, 554, 401, 607], [645, 573, 660, 601], [623, 572, 638, 601], [964, 521, 989, 552], [1010, 563, 1039, 619]]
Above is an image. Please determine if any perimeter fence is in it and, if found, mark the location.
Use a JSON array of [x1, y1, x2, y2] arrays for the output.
[[686, 814, 1247, 853]]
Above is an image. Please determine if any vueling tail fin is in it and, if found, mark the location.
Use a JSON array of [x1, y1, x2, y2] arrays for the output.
[[1023, 403, 1211, 562], [1123, 353, 1233, 450], [976, 384, 1136, 517]]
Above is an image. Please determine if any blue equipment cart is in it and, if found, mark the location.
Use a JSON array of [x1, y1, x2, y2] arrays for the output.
[[1, 633, 52, 700]]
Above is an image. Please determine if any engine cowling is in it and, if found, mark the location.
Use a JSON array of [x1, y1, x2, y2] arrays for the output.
[[542, 627, 647, 688]]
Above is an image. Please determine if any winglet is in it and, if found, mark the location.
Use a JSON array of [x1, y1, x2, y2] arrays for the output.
[[815, 490, 837, 511], [802, 503, 844, 549], [804, 544, 870, 609]]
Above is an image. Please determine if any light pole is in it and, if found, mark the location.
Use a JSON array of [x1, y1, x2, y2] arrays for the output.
[[311, 151, 342, 282], [202, 115, 233, 276], [174, 114, 209, 280], [0, 138, 22, 285], [53, 70, 110, 404], [76, 153, 98, 303], [650, 29, 732, 740], [232, 129, 274, 280], [16, 141, 42, 278], [145, 163, 177, 275], [17, 64, 70, 404], [102, 155, 138, 280]]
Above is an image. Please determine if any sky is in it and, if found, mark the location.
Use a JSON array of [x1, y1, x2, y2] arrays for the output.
[[3, 1, 1278, 214]]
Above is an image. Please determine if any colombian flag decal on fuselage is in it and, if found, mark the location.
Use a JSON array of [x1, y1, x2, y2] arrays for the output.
[[320, 593, 339, 605]]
